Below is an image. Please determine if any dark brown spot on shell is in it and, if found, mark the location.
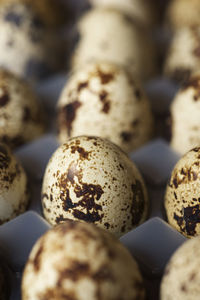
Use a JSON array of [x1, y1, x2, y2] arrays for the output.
[[70, 146, 90, 160], [181, 284, 187, 292], [55, 215, 71, 223], [77, 81, 88, 92], [182, 75, 200, 97], [131, 180, 145, 226], [57, 261, 90, 283], [58, 101, 82, 137], [171, 166, 198, 189], [23, 106, 31, 122], [132, 119, 139, 127], [92, 264, 115, 282], [121, 131, 132, 143], [0, 88, 9, 107], [99, 90, 110, 114], [171, 68, 191, 83], [58, 168, 104, 224], [96, 68, 115, 84], [104, 222, 110, 229], [134, 89, 141, 100], [174, 204, 200, 236], [193, 147, 200, 152], [0, 145, 10, 169]]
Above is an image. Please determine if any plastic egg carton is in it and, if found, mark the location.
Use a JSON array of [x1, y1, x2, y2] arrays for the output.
[[0, 74, 187, 300]]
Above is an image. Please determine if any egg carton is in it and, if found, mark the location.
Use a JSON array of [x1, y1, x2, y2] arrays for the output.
[[0, 74, 186, 300]]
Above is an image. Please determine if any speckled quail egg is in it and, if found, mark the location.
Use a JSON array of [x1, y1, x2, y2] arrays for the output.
[[170, 73, 200, 154], [164, 146, 200, 238], [57, 62, 154, 153], [0, 143, 29, 224], [166, 0, 200, 30], [22, 220, 145, 300], [164, 26, 200, 83], [71, 8, 157, 81], [41, 136, 149, 237], [0, 1, 61, 81], [161, 235, 200, 300], [88, 0, 157, 27], [0, 69, 45, 148]]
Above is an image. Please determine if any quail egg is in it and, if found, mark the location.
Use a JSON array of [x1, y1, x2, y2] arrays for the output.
[[166, 0, 200, 30], [88, 0, 157, 27], [165, 146, 200, 238], [22, 220, 145, 300], [163, 26, 200, 83], [0, 143, 29, 224], [41, 136, 149, 237], [170, 72, 200, 154], [0, 1, 61, 81], [161, 235, 200, 300], [57, 62, 154, 153], [71, 8, 156, 81], [0, 69, 45, 148]]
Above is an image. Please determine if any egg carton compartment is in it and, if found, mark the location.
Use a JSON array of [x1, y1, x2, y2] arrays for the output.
[[0, 74, 186, 300]]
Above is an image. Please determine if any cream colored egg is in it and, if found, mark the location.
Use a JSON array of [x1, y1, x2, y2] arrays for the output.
[[57, 62, 154, 153], [170, 73, 200, 154], [88, 0, 157, 27], [165, 146, 200, 238], [22, 221, 145, 300], [164, 27, 200, 83], [161, 235, 200, 300], [0, 69, 45, 148], [71, 8, 156, 81], [166, 0, 200, 29], [0, 143, 29, 224], [41, 136, 148, 237], [0, 1, 60, 81]]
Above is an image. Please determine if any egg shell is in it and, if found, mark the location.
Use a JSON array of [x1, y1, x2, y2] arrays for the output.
[[165, 146, 200, 238], [170, 73, 200, 154], [57, 62, 154, 153], [0, 2, 61, 81], [0, 143, 29, 224], [71, 8, 157, 81], [166, 0, 200, 30], [22, 220, 145, 300], [160, 235, 200, 300], [164, 26, 200, 83], [88, 0, 157, 27], [41, 136, 149, 237], [0, 69, 45, 148]]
